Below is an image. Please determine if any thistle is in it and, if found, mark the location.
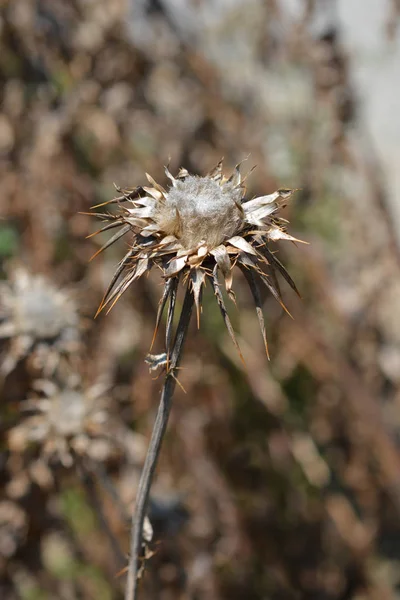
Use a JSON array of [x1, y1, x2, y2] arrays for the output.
[[91, 160, 302, 358], [0, 268, 80, 377], [8, 379, 116, 468], [90, 160, 303, 600]]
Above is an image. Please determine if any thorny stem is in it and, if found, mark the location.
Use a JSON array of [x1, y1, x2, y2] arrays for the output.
[[125, 285, 194, 600]]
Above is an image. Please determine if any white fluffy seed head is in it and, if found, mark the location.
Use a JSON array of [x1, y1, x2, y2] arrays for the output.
[[154, 176, 244, 249]]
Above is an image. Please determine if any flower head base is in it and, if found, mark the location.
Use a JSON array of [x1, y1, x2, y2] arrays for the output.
[[0, 269, 80, 376], [91, 161, 304, 357]]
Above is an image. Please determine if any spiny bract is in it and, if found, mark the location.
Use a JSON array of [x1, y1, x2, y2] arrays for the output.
[[90, 160, 304, 357]]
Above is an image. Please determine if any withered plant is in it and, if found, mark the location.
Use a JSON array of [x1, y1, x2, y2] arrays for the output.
[[90, 160, 303, 599]]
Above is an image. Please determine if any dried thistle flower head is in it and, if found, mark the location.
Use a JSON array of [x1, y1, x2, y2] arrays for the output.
[[0, 268, 80, 375], [91, 160, 304, 356], [7, 379, 115, 468]]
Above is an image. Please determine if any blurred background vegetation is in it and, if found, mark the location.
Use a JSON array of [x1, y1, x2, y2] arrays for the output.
[[1, 0, 400, 598]]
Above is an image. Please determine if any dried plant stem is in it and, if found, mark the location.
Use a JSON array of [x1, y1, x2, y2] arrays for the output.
[[126, 285, 194, 600]]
